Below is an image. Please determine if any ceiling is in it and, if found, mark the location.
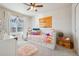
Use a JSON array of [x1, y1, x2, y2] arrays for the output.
[[0, 3, 72, 16]]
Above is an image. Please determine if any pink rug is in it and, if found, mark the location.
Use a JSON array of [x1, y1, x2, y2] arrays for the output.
[[17, 44, 38, 56]]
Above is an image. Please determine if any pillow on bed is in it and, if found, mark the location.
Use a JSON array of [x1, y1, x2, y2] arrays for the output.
[[17, 44, 38, 56]]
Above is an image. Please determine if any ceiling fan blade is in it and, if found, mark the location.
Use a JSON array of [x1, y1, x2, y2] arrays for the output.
[[27, 7, 31, 10], [24, 3, 31, 6], [35, 5, 43, 7], [31, 3, 36, 6]]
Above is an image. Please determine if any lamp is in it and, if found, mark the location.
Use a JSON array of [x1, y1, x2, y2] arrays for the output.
[[30, 6, 37, 11]]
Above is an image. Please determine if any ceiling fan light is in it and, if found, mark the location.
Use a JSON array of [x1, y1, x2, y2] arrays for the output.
[[30, 6, 33, 10], [34, 7, 36, 10], [30, 6, 37, 11], [35, 9, 37, 11], [24, 3, 43, 12]]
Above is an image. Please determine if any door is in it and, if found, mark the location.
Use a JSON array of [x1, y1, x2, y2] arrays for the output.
[[76, 4, 79, 55]]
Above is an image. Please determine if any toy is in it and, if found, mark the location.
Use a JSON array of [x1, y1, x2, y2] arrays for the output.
[[44, 33, 52, 44]]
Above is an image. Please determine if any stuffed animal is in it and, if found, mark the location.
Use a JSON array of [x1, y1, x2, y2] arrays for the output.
[[44, 33, 52, 44]]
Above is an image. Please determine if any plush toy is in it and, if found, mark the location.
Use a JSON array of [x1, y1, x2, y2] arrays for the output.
[[44, 33, 52, 44]]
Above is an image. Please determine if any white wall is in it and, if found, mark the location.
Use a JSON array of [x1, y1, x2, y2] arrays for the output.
[[72, 4, 77, 53], [4, 9, 33, 40], [0, 6, 33, 40], [72, 3, 79, 55], [0, 6, 5, 40], [32, 6, 72, 35]]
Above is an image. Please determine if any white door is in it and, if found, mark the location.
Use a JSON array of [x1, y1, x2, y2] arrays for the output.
[[76, 4, 79, 55]]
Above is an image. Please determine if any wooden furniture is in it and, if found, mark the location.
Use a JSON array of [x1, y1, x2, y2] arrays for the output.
[[57, 38, 73, 49]]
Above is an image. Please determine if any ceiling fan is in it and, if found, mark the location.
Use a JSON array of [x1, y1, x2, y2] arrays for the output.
[[24, 3, 43, 11]]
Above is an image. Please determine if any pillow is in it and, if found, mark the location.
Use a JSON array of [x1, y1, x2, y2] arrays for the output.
[[32, 28, 40, 30]]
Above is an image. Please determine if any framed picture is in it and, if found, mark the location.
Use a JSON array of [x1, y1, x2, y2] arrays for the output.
[[39, 16, 52, 28]]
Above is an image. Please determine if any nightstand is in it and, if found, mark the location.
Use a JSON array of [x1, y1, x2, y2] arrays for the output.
[[57, 38, 73, 49]]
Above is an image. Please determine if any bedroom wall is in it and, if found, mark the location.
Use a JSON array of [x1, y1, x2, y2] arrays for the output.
[[0, 5, 33, 40], [72, 4, 77, 53], [72, 3, 79, 55], [4, 9, 32, 33], [0, 6, 5, 40], [32, 5, 72, 35]]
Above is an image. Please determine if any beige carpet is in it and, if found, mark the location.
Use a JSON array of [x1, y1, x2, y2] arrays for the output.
[[17, 40, 77, 56]]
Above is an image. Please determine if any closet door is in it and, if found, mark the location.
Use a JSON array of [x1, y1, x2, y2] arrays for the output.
[[76, 4, 79, 55]]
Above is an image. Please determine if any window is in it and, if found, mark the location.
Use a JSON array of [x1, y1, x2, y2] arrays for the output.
[[9, 16, 23, 33]]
